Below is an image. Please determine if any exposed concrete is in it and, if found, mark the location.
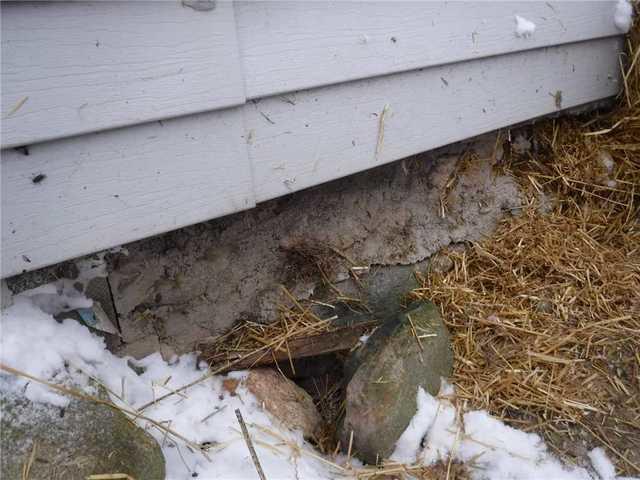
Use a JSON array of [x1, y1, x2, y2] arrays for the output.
[[107, 132, 522, 358]]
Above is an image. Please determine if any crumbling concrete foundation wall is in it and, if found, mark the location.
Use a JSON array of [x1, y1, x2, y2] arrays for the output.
[[104, 132, 521, 358]]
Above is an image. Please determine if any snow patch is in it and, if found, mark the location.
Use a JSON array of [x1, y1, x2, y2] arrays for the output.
[[3, 289, 637, 479], [418, 384, 459, 465], [589, 447, 617, 480], [18, 280, 93, 316], [391, 387, 439, 464], [393, 381, 633, 480], [599, 151, 615, 174], [614, 0, 633, 33], [0, 297, 105, 405], [515, 15, 536, 38], [0, 295, 340, 479]]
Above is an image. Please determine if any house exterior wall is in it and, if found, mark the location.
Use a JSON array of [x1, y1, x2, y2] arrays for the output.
[[0, 1, 628, 277]]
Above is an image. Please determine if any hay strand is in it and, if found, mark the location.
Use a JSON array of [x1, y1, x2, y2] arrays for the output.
[[414, 22, 640, 475]]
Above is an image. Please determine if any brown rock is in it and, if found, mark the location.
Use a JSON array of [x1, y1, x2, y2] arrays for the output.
[[223, 377, 240, 396], [159, 343, 178, 364], [245, 369, 321, 439]]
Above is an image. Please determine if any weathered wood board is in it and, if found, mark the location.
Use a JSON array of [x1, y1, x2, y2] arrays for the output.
[[199, 322, 378, 374], [1, 1, 245, 148]]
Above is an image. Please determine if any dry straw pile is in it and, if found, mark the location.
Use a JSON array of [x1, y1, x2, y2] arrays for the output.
[[198, 287, 338, 372], [414, 26, 640, 476]]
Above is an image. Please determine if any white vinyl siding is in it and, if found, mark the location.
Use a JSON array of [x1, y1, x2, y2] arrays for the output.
[[0, 1, 626, 277]]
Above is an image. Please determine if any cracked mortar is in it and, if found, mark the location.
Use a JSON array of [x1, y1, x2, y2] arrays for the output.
[[106, 132, 522, 358]]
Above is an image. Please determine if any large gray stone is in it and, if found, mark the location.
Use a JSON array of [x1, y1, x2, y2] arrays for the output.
[[324, 263, 424, 326], [1, 387, 165, 480], [341, 302, 453, 465]]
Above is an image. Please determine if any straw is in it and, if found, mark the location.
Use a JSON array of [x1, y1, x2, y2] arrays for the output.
[[413, 23, 640, 476]]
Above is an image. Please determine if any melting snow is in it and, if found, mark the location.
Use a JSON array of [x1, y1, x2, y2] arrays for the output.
[[599, 151, 615, 174], [1, 292, 637, 479], [391, 385, 637, 480], [614, 0, 633, 33], [589, 447, 617, 480], [515, 15, 536, 38]]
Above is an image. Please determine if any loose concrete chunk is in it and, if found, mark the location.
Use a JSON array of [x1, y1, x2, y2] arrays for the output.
[[341, 302, 453, 464], [245, 369, 321, 440]]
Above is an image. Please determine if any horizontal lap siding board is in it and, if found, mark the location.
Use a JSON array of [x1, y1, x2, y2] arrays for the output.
[[1, 108, 254, 278], [245, 37, 622, 202], [1, 1, 244, 148], [236, 1, 623, 99], [0, 1, 626, 278], [0, 36, 624, 278]]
